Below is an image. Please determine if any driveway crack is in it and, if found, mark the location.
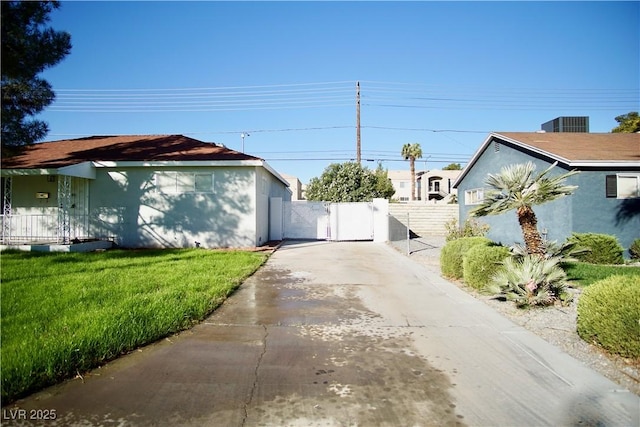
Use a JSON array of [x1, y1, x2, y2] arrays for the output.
[[242, 324, 268, 426]]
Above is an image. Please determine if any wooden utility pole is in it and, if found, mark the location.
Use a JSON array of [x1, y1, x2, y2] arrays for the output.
[[356, 81, 361, 164]]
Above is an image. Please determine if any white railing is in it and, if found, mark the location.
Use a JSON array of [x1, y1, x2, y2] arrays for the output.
[[0, 214, 90, 244]]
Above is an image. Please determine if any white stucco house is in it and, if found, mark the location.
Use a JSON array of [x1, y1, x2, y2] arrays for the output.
[[1, 135, 291, 249]]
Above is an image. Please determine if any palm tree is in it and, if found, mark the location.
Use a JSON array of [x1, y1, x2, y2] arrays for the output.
[[470, 161, 578, 256], [401, 143, 422, 201]]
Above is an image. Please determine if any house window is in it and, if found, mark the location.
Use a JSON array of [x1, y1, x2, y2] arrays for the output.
[[156, 172, 214, 194], [399, 182, 406, 189], [606, 174, 640, 199], [465, 188, 485, 205]]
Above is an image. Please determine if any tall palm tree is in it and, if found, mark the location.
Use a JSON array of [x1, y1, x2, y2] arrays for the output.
[[401, 143, 422, 201], [470, 161, 578, 256]]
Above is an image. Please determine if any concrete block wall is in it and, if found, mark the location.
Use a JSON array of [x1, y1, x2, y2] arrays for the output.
[[389, 203, 459, 237]]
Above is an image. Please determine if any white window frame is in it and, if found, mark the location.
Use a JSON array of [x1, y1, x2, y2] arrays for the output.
[[615, 173, 640, 199], [156, 172, 215, 194], [465, 188, 485, 205]]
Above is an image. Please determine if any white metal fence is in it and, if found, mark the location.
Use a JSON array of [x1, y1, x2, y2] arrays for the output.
[[0, 214, 90, 244]]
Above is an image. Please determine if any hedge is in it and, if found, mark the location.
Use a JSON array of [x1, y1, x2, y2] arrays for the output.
[[462, 244, 511, 291], [567, 233, 624, 265], [440, 236, 491, 280], [577, 275, 640, 358]]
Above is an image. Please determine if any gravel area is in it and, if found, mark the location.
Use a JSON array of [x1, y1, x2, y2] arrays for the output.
[[388, 236, 640, 396]]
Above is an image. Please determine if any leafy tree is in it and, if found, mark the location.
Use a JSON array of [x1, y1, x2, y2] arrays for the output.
[[373, 162, 395, 199], [470, 162, 578, 256], [1, 1, 71, 154], [306, 162, 394, 202], [611, 112, 640, 133], [401, 142, 422, 201], [443, 163, 462, 170]]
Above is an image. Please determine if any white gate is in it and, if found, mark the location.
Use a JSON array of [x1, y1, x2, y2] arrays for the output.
[[283, 201, 330, 240], [329, 202, 373, 241], [280, 201, 374, 241]]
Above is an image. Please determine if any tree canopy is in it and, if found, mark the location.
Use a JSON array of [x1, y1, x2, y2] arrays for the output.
[[612, 112, 640, 133], [443, 163, 462, 170], [401, 143, 422, 201], [305, 162, 395, 202], [1, 1, 71, 153]]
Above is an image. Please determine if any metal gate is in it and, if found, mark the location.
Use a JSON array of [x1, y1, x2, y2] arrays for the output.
[[282, 201, 374, 241]]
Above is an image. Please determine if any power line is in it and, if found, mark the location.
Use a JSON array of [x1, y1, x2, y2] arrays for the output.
[[48, 80, 638, 113]]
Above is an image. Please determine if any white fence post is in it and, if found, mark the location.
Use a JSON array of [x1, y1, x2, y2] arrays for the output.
[[372, 198, 389, 242]]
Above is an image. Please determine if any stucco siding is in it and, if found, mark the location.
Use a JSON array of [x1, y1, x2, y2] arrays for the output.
[[457, 139, 575, 247], [89, 166, 258, 248], [570, 169, 639, 252], [255, 167, 292, 245], [6, 175, 58, 214]]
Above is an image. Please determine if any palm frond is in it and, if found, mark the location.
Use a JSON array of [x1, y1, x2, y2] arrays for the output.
[[470, 161, 579, 218], [490, 254, 571, 308]]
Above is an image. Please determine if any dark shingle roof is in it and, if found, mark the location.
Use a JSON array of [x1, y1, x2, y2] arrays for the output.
[[1, 135, 260, 169]]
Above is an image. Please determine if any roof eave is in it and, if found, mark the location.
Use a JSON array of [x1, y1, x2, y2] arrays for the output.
[[569, 160, 640, 168], [452, 133, 495, 188], [0, 168, 58, 176], [91, 160, 265, 168]]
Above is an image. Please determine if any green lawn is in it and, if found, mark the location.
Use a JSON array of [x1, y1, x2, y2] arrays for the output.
[[564, 262, 640, 287], [0, 248, 268, 402]]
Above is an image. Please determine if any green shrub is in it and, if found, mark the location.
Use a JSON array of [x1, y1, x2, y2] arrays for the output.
[[567, 233, 624, 265], [440, 236, 491, 279], [444, 218, 489, 242], [489, 255, 572, 308], [629, 239, 640, 260], [463, 244, 511, 290], [577, 275, 640, 358]]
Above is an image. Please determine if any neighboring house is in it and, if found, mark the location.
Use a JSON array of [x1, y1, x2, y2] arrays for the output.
[[388, 169, 459, 203], [1, 135, 291, 248], [280, 173, 303, 200], [454, 132, 640, 254], [388, 169, 425, 201], [417, 169, 461, 203]]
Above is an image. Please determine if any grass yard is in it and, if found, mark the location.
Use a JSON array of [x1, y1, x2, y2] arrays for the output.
[[1, 248, 268, 402], [564, 262, 640, 287]]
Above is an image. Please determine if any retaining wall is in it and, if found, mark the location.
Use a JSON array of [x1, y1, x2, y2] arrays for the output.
[[389, 203, 459, 237]]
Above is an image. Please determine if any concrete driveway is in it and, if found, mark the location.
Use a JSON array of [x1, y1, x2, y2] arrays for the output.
[[5, 241, 639, 426]]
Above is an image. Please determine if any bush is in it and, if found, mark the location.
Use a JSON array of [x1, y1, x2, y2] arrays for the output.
[[444, 218, 489, 242], [629, 239, 640, 260], [488, 255, 572, 308], [577, 275, 640, 358], [440, 236, 491, 280], [463, 245, 511, 290], [567, 233, 624, 265]]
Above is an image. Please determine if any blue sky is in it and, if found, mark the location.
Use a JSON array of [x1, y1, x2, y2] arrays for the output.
[[39, 1, 639, 183]]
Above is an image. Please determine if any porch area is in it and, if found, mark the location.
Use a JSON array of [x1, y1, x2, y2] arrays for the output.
[[1, 174, 112, 252]]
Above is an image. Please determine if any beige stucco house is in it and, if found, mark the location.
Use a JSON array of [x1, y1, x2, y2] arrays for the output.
[[1, 135, 291, 249], [388, 169, 460, 203]]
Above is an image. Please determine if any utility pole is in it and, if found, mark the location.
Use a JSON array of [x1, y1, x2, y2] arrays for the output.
[[356, 81, 361, 164], [240, 132, 249, 153]]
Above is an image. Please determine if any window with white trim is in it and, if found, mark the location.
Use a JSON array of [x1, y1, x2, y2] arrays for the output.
[[606, 174, 640, 199], [465, 188, 485, 205], [156, 172, 214, 194]]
